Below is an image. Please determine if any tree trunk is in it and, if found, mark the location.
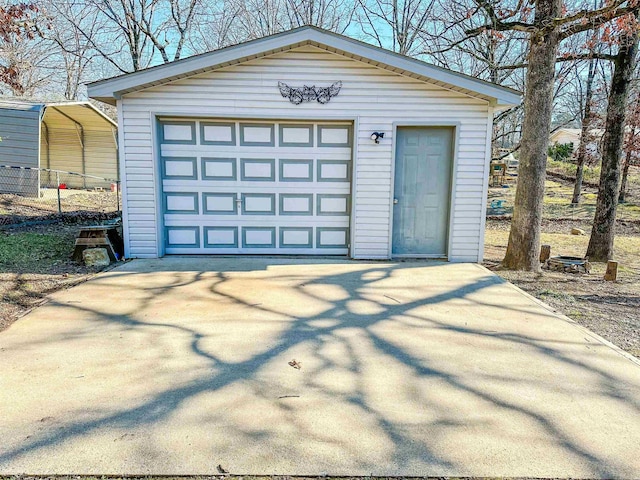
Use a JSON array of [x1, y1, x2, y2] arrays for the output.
[[572, 56, 598, 204], [619, 151, 631, 203], [503, 0, 562, 271], [586, 16, 639, 261]]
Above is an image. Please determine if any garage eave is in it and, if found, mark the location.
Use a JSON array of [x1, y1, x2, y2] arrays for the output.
[[87, 26, 521, 107]]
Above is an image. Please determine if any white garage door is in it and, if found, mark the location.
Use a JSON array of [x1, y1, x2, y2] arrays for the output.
[[158, 118, 352, 255]]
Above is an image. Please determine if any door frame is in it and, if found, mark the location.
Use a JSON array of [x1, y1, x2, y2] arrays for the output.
[[388, 122, 460, 259], [151, 112, 358, 257]]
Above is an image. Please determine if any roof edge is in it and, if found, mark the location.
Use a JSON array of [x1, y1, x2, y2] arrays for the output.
[[44, 101, 117, 128]]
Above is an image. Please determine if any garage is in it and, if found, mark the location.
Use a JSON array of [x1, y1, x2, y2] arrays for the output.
[[88, 26, 520, 261], [160, 119, 352, 254]]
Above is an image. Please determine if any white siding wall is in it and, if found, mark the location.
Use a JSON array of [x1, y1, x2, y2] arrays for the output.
[[120, 45, 490, 261]]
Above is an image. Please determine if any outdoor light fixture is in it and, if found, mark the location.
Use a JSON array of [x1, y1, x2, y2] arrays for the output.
[[370, 132, 384, 143]]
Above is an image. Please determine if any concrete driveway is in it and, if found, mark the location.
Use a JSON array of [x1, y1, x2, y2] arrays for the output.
[[1, 258, 639, 477]]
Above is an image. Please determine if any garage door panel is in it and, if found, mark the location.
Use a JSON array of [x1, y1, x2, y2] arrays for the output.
[[200, 122, 236, 145], [241, 193, 276, 215], [202, 158, 237, 180], [165, 226, 200, 248], [161, 185, 350, 198], [239, 123, 275, 146], [164, 192, 199, 214], [280, 227, 313, 248], [162, 157, 198, 179], [240, 159, 276, 181], [159, 121, 196, 144], [279, 194, 313, 215], [317, 228, 350, 248], [280, 159, 314, 181], [317, 160, 351, 182], [161, 145, 351, 160], [160, 118, 352, 255], [164, 218, 348, 227], [317, 125, 351, 147], [279, 124, 314, 147], [204, 226, 238, 248], [242, 227, 276, 247], [203, 193, 237, 215], [317, 194, 350, 216]]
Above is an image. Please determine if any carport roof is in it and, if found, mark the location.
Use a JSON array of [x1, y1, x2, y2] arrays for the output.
[[87, 25, 522, 107], [0, 98, 117, 131]]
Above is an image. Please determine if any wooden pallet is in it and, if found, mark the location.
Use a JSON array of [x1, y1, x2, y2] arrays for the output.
[[73, 225, 123, 263]]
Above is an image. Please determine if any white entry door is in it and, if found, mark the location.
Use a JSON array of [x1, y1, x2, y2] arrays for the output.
[[158, 118, 352, 255]]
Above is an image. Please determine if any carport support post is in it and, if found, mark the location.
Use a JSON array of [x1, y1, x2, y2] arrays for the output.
[[81, 127, 86, 188], [56, 171, 62, 213]]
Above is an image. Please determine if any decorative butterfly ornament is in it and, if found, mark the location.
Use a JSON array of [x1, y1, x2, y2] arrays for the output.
[[278, 81, 342, 104]]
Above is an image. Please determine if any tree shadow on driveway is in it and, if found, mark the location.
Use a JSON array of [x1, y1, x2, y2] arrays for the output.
[[1, 258, 639, 477]]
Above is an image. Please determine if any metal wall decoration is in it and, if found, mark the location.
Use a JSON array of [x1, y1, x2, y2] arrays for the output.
[[278, 81, 342, 105]]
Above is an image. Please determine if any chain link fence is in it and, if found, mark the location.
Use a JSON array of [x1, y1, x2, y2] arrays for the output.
[[0, 165, 121, 225]]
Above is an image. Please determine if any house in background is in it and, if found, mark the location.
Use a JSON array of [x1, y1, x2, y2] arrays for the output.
[[549, 127, 603, 157], [549, 128, 581, 149], [0, 98, 118, 196], [88, 26, 520, 261]]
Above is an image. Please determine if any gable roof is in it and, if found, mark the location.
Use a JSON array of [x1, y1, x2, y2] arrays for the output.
[[87, 26, 521, 107]]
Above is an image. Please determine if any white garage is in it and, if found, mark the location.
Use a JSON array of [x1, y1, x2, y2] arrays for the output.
[[88, 26, 520, 261]]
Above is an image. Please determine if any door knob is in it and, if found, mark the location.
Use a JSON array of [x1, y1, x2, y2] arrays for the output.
[[393, 198, 399, 204]]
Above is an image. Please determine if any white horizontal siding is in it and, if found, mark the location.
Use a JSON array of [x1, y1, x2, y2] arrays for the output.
[[120, 45, 490, 260]]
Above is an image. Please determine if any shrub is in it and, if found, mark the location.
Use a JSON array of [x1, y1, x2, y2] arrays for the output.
[[548, 143, 574, 162]]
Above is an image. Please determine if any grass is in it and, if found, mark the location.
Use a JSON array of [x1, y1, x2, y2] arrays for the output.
[[0, 232, 74, 272], [547, 157, 602, 183], [0, 223, 106, 331], [489, 177, 640, 221]]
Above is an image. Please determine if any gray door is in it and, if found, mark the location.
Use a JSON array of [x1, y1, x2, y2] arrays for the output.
[[392, 127, 453, 256]]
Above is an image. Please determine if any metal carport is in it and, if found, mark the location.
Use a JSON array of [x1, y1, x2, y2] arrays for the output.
[[0, 98, 118, 195]]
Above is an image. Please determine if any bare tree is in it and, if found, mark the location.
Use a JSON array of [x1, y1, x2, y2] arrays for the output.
[[285, 0, 356, 32], [619, 91, 640, 202], [0, 35, 54, 96], [68, 0, 201, 74], [0, 1, 42, 95], [232, 0, 287, 40], [37, 0, 107, 99], [587, 11, 639, 261], [188, 0, 244, 52], [356, 0, 436, 55], [461, 0, 638, 271], [572, 55, 600, 203]]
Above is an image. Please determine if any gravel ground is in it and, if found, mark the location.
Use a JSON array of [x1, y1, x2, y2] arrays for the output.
[[0, 190, 120, 224]]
